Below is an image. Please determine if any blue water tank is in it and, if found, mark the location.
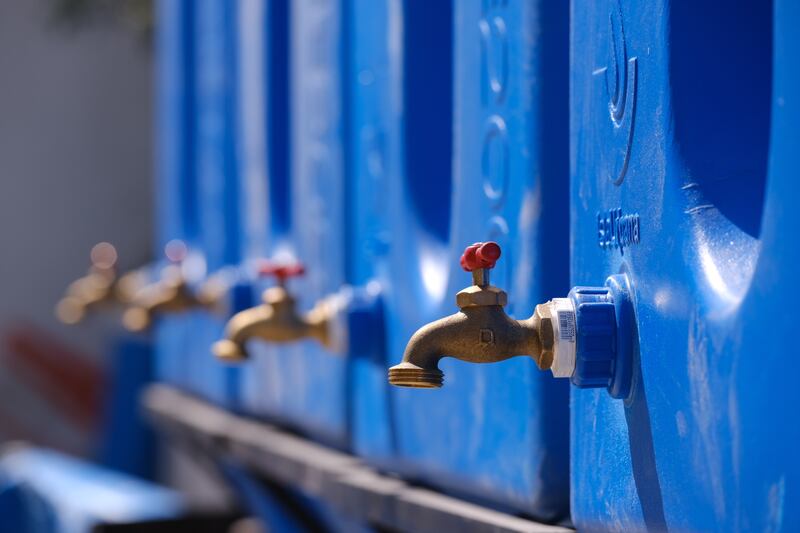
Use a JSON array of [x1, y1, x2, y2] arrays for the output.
[[153, 0, 198, 394], [375, 0, 571, 519], [346, 0, 398, 462], [238, 0, 351, 448], [154, 0, 244, 407], [570, 0, 799, 530], [184, 0, 243, 406]]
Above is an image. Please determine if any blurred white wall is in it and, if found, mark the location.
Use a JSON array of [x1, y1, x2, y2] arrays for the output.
[[0, 0, 154, 353], [0, 0, 154, 449]]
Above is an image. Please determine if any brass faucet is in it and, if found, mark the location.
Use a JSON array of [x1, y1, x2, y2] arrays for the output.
[[212, 262, 334, 362], [121, 240, 208, 332], [388, 242, 558, 388], [56, 242, 144, 324]]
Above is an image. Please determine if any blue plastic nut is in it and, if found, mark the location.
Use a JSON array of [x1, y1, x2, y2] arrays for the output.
[[568, 274, 634, 399], [568, 287, 617, 388]]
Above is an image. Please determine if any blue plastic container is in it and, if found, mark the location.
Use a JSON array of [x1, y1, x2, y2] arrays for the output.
[[346, 0, 399, 462], [97, 337, 157, 480], [570, 0, 799, 530], [232, 0, 291, 263], [154, 0, 243, 406], [236, 0, 293, 419], [182, 0, 244, 406], [380, 0, 571, 518], [238, 0, 350, 448], [153, 0, 198, 393]]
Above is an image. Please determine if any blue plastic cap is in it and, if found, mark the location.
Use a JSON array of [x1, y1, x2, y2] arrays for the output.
[[567, 275, 635, 399], [568, 286, 617, 389]]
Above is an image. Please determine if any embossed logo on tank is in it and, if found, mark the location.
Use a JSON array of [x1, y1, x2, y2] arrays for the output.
[[597, 208, 640, 253], [593, 0, 637, 186]]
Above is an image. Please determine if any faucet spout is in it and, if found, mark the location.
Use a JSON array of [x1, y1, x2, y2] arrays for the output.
[[388, 304, 543, 388], [388, 242, 559, 389], [56, 242, 138, 325], [56, 268, 116, 324], [122, 266, 201, 332], [212, 286, 332, 362]]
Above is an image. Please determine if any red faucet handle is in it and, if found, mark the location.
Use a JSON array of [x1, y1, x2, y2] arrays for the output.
[[90, 242, 118, 270], [460, 242, 501, 272], [258, 261, 306, 282], [164, 239, 188, 263]]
